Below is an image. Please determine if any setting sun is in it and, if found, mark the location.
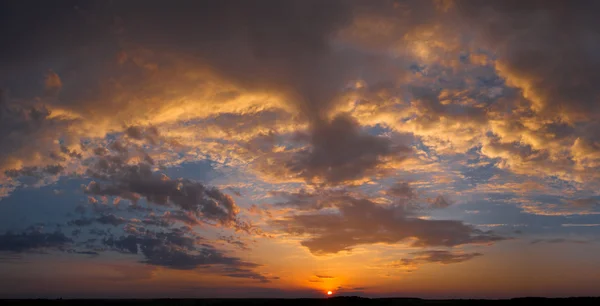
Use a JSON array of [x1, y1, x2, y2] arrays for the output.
[[327, 291, 333, 296]]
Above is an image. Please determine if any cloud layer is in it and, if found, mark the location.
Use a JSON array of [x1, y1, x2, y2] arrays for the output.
[[1, 0, 600, 297]]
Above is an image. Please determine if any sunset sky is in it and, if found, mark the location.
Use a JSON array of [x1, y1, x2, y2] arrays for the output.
[[1, 0, 600, 299]]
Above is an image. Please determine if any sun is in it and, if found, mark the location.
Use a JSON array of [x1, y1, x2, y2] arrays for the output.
[[327, 291, 333, 296]]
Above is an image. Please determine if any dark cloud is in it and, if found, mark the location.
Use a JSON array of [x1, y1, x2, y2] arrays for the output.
[[44, 70, 62, 96], [0, 91, 76, 186], [67, 218, 94, 227], [219, 235, 250, 250], [530, 238, 589, 245], [140, 213, 172, 228], [111, 1, 410, 186], [124, 126, 160, 145], [386, 182, 451, 210], [96, 214, 128, 226], [455, 0, 600, 122], [392, 250, 482, 268], [273, 193, 505, 255], [84, 149, 241, 228], [0, 228, 71, 253], [429, 195, 451, 209], [386, 181, 416, 199], [4, 164, 65, 178], [315, 275, 335, 279], [409, 86, 489, 128], [102, 226, 270, 282], [164, 211, 202, 226], [68, 214, 128, 227], [67, 250, 100, 256], [221, 268, 274, 284], [567, 198, 600, 209], [0, 0, 422, 192], [271, 189, 332, 211], [114, 0, 358, 120], [287, 114, 411, 185]]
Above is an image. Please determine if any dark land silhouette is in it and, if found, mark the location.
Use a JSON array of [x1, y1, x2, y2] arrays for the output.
[[3, 297, 600, 306]]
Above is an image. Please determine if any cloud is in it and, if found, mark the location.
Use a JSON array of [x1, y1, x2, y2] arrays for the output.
[[67, 250, 100, 256], [271, 189, 337, 211], [530, 238, 589, 245], [84, 148, 241, 228], [102, 225, 271, 282], [286, 114, 411, 185], [390, 250, 482, 270], [0, 228, 71, 253], [428, 195, 451, 209], [5, 1, 428, 189], [519, 197, 600, 216], [44, 70, 62, 94], [5, 164, 65, 179], [456, 1, 600, 122], [315, 275, 335, 279], [96, 214, 128, 226], [0, 92, 75, 187], [567, 198, 600, 209], [386, 181, 416, 199], [2, 1, 600, 295], [218, 235, 250, 250], [273, 192, 505, 255]]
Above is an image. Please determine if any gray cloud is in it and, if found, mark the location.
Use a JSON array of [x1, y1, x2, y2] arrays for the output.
[[0, 92, 73, 186], [287, 114, 411, 185], [429, 195, 451, 209], [219, 235, 250, 250], [386, 181, 417, 199], [271, 189, 335, 211], [315, 275, 335, 279], [456, 0, 600, 122], [530, 238, 589, 245], [84, 148, 240, 228], [0, 228, 71, 253], [96, 214, 128, 226], [567, 198, 600, 209], [102, 225, 270, 282], [109, 1, 413, 186], [125, 126, 160, 145], [68, 213, 128, 227], [273, 193, 505, 255], [393, 250, 483, 267], [4, 164, 65, 179]]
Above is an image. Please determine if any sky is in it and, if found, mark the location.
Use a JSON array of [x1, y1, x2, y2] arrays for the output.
[[1, 0, 600, 299]]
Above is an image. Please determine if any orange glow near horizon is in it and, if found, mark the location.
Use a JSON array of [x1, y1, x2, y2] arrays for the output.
[[327, 291, 333, 296]]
